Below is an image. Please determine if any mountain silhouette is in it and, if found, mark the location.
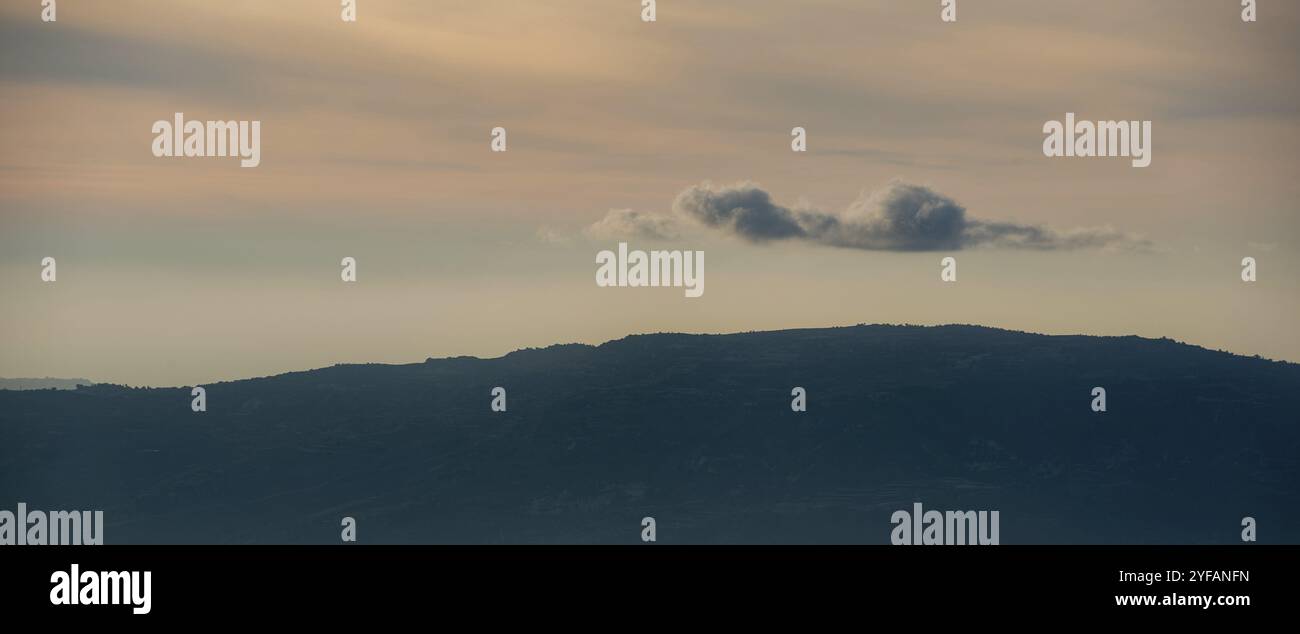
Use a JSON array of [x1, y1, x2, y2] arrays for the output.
[[1, 324, 1296, 544], [0, 377, 93, 391]]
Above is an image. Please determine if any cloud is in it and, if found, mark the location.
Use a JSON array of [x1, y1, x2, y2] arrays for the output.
[[962, 222, 1149, 251], [671, 185, 805, 241], [535, 226, 573, 245], [668, 180, 1149, 252], [583, 208, 680, 241]]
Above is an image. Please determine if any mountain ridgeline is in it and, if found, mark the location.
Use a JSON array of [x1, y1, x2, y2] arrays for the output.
[[1, 325, 1297, 544], [0, 378, 93, 391]]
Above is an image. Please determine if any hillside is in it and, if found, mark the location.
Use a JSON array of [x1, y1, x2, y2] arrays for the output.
[[1, 324, 1297, 544]]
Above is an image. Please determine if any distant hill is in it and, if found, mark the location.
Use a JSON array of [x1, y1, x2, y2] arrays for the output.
[[1, 324, 1297, 544], [0, 377, 93, 391]]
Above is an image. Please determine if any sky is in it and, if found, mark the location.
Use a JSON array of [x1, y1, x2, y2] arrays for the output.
[[1, 0, 1297, 387]]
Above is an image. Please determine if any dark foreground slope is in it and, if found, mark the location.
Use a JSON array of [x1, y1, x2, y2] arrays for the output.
[[1, 325, 1297, 544]]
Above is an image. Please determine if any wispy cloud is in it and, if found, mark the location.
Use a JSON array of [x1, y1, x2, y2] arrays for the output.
[[583, 208, 680, 241]]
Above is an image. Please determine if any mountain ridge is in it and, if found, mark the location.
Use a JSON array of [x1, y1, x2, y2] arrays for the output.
[[2, 323, 1296, 544], [63, 324, 1298, 391], [0, 377, 94, 391]]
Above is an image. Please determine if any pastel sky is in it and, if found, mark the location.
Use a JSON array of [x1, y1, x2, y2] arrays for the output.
[[1, 0, 1297, 386]]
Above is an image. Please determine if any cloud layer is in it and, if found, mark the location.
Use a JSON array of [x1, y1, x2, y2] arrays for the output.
[[588, 181, 1149, 252]]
